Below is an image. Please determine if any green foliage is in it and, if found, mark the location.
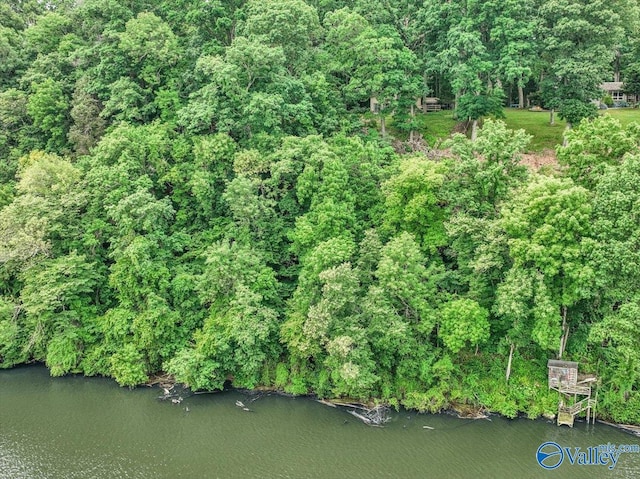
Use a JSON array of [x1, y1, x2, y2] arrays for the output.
[[501, 175, 592, 300], [242, 0, 321, 73], [590, 299, 640, 396], [496, 175, 593, 356], [27, 79, 69, 151], [557, 115, 640, 188], [1, 0, 640, 424], [439, 299, 490, 354], [457, 89, 505, 122], [46, 329, 81, 377], [539, 0, 626, 118], [381, 157, 447, 251], [274, 362, 290, 389], [558, 100, 598, 126], [0, 297, 26, 367], [110, 343, 149, 387], [118, 12, 180, 88], [445, 119, 530, 215]]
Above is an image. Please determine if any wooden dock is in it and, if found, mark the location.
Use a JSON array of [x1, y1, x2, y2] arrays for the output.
[[548, 360, 597, 427]]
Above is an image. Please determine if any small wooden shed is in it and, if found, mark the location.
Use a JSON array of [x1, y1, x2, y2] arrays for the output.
[[547, 360, 578, 389]]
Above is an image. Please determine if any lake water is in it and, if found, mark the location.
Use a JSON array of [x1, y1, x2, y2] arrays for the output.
[[1, 365, 639, 478]]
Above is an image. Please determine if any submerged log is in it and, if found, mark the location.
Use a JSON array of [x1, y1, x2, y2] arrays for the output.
[[348, 410, 372, 424], [235, 400, 252, 412]]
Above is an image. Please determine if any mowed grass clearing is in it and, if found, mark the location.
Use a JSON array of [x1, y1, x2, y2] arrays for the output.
[[412, 109, 567, 151], [502, 108, 640, 152], [501, 109, 566, 152], [380, 108, 640, 152]]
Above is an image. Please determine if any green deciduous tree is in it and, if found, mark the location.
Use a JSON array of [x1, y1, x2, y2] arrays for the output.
[[557, 115, 640, 188], [499, 175, 594, 359], [381, 156, 447, 252], [437, 1, 504, 138], [242, 0, 321, 74], [489, 0, 538, 108], [167, 241, 281, 390], [439, 298, 490, 354], [27, 78, 70, 151], [538, 0, 625, 127], [20, 252, 100, 375], [68, 76, 105, 155], [118, 12, 180, 88], [589, 298, 640, 402]]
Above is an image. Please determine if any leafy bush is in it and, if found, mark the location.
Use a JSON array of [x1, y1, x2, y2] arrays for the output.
[[275, 362, 290, 389], [110, 344, 148, 387]]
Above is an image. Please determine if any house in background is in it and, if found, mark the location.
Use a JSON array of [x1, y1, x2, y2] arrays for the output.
[[601, 81, 639, 105], [369, 96, 453, 113]]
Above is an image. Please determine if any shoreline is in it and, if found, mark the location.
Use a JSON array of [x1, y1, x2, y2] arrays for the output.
[[145, 373, 640, 432]]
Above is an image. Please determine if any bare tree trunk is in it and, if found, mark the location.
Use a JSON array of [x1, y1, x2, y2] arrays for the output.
[[562, 123, 571, 147], [506, 343, 515, 383], [380, 114, 386, 137], [518, 85, 525, 109], [423, 72, 429, 113], [453, 92, 460, 119], [549, 108, 555, 126], [409, 104, 415, 142], [558, 306, 569, 359], [471, 119, 479, 141]]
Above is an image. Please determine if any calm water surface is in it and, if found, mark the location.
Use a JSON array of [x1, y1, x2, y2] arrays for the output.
[[1, 366, 639, 478]]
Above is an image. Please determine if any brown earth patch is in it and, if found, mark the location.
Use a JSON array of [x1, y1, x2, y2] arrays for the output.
[[520, 149, 559, 170]]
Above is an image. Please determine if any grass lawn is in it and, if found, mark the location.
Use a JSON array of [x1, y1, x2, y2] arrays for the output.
[[414, 109, 568, 151], [601, 107, 640, 126], [379, 111, 457, 146], [413, 111, 457, 146], [374, 108, 640, 153], [502, 108, 640, 152], [414, 109, 570, 152], [501, 109, 567, 152]]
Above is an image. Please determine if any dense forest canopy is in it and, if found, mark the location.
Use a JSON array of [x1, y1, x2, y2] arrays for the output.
[[2, 0, 640, 424]]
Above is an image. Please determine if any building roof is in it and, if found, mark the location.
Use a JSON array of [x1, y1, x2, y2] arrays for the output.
[[548, 359, 578, 369], [601, 82, 623, 91]]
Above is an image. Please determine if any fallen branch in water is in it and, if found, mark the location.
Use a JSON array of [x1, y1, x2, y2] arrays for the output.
[[347, 405, 390, 426], [157, 383, 191, 405], [348, 410, 372, 424], [315, 398, 390, 426]]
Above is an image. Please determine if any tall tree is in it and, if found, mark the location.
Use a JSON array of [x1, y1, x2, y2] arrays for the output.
[[437, 0, 504, 139], [538, 0, 625, 127], [27, 79, 70, 151], [242, 0, 322, 75], [498, 175, 594, 359], [488, 0, 538, 108]]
